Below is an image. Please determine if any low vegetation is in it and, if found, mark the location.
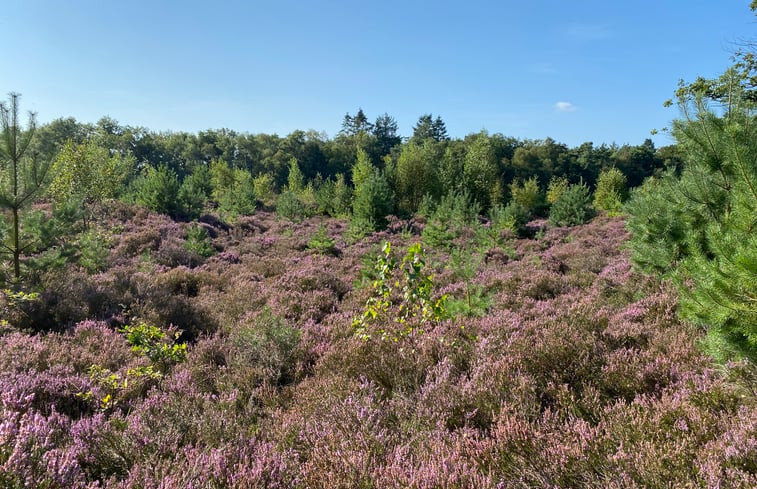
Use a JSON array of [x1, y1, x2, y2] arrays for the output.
[[0, 11, 755, 485]]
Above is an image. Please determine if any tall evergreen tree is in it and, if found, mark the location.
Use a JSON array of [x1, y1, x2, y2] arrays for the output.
[[412, 114, 448, 142], [372, 113, 402, 156]]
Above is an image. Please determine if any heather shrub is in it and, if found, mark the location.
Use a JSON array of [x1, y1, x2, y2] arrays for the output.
[[0, 397, 90, 488], [227, 308, 301, 387], [125, 270, 217, 341]]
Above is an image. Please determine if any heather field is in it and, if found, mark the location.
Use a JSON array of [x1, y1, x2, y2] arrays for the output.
[[1, 206, 755, 488]]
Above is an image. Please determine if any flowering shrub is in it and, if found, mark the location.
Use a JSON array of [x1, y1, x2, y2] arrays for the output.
[[0, 210, 753, 488]]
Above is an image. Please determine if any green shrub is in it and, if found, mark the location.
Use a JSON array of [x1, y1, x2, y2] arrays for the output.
[[77, 229, 110, 273], [549, 182, 595, 227], [546, 176, 569, 204], [120, 321, 187, 371], [489, 201, 530, 239], [179, 166, 211, 219], [509, 176, 543, 217], [353, 242, 448, 341], [133, 165, 181, 217], [422, 191, 480, 249], [307, 224, 337, 255], [351, 171, 394, 233], [276, 190, 306, 222], [593, 167, 627, 215], [184, 222, 215, 258]]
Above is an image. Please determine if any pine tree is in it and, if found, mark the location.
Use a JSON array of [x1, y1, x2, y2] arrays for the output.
[[626, 63, 757, 363], [549, 182, 595, 227], [0, 93, 54, 283]]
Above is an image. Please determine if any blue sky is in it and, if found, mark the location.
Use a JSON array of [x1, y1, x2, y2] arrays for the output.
[[1, 1, 754, 146]]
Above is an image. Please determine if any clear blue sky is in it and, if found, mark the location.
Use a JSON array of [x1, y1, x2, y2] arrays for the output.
[[1, 1, 754, 147]]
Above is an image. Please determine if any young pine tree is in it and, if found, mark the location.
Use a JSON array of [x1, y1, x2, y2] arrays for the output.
[[0, 94, 54, 283], [626, 64, 757, 363]]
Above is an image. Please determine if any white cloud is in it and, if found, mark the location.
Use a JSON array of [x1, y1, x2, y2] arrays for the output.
[[555, 101, 576, 112]]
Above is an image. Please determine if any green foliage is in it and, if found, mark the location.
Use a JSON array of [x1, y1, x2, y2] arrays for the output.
[[252, 172, 275, 203], [307, 224, 337, 255], [178, 165, 211, 219], [353, 242, 448, 341], [488, 201, 529, 238], [546, 176, 570, 204], [396, 142, 439, 213], [0, 93, 54, 283], [330, 173, 352, 217], [7, 198, 86, 280], [351, 148, 374, 189], [76, 229, 110, 273], [549, 182, 595, 227], [509, 176, 543, 217], [286, 157, 304, 194], [133, 164, 181, 217], [463, 132, 498, 210], [446, 248, 490, 317], [184, 222, 215, 258], [0, 288, 40, 330], [80, 364, 161, 412], [593, 167, 628, 215], [119, 321, 188, 371], [210, 159, 256, 218], [626, 63, 757, 363], [351, 170, 393, 234], [276, 190, 306, 222], [422, 191, 481, 249], [48, 140, 133, 208]]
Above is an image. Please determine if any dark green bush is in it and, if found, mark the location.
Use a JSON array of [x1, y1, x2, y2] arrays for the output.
[[548, 182, 595, 227]]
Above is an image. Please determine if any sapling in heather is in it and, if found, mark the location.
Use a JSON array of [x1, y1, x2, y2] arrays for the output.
[[353, 241, 448, 341]]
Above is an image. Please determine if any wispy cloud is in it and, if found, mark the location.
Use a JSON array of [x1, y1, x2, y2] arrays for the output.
[[555, 101, 576, 112]]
